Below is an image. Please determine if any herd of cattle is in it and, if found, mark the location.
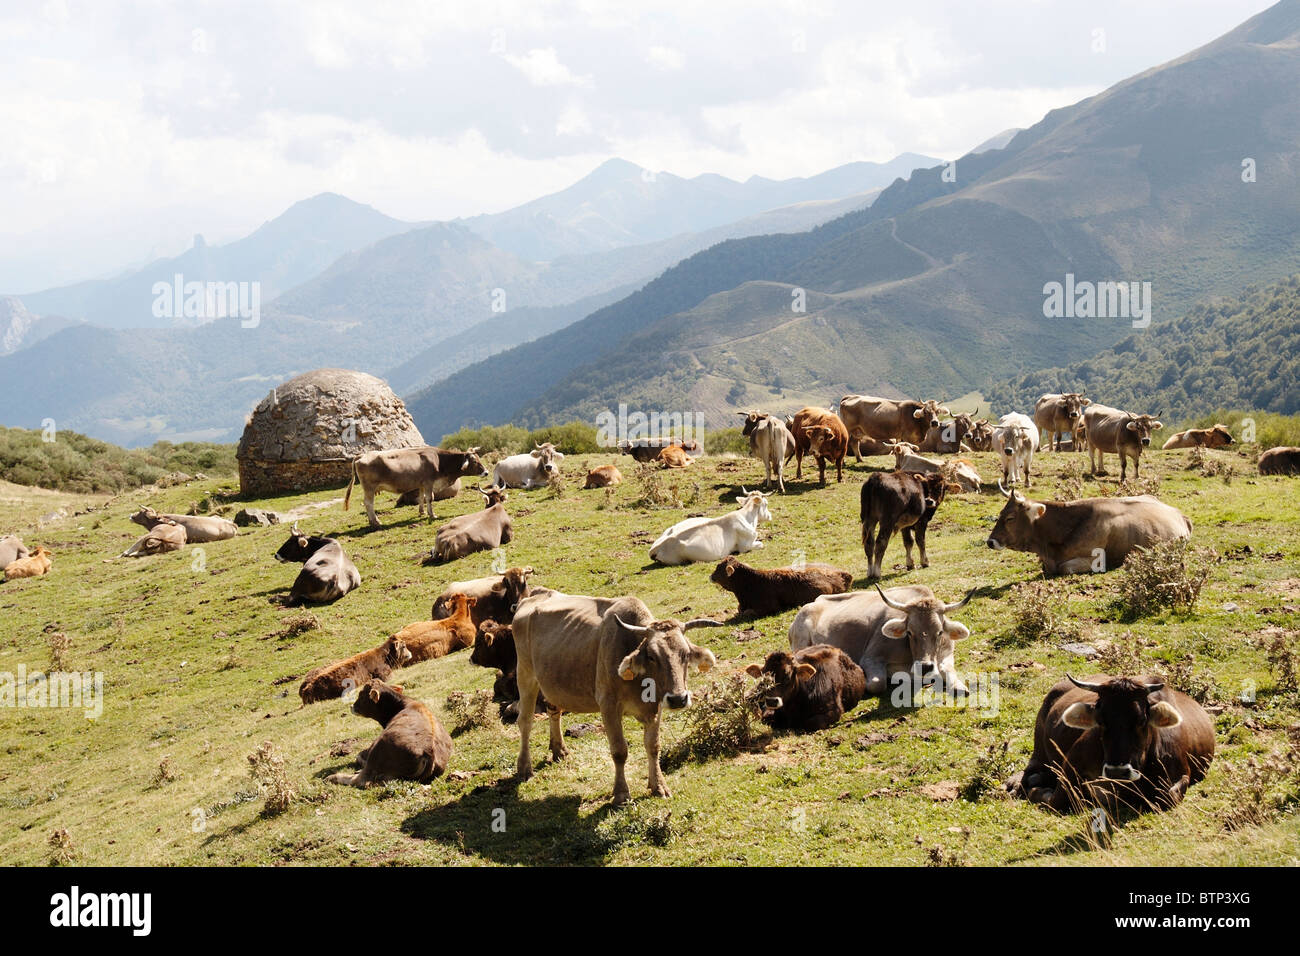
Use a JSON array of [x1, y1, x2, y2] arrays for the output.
[[6, 391, 1300, 822]]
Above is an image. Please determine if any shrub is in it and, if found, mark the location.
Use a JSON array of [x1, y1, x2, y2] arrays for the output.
[[48, 829, 77, 866], [444, 690, 496, 733], [705, 427, 750, 456], [527, 421, 601, 455], [1115, 540, 1216, 617], [962, 740, 1017, 802], [666, 671, 772, 763], [247, 741, 295, 815], [1219, 734, 1300, 832], [438, 424, 530, 456], [997, 582, 1078, 648]]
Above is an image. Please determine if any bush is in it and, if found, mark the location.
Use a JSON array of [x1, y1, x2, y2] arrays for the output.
[[665, 671, 772, 763], [705, 427, 750, 456], [247, 741, 295, 815], [1115, 540, 1216, 617], [997, 582, 1078, 648], [444, 690, 496, 733], [438, 424, 530, 456], [527, 421, 601, 455]]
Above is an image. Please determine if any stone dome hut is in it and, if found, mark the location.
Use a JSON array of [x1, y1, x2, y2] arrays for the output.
[[237, 368, 426, 497]]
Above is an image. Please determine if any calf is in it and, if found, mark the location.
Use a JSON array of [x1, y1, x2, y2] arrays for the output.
[[122, 519, 187, 557], [394, 593, 477, 663], [275, 526, 361, 605], [4, 545, 52, 580], [860, 471, 951, 579], [1016, 674, 1214, 813], [298, 636, 413, 705], [0, 535, 29, 569], [710, 557, 852, 617], [583, 465, 623, 488], [657, 445, 694, 468], [130, 506, 237, 543], [739, 411, 796, 493], [745, 645, 866, 731], [1085, 404, 1162, 481], [790, 407, 849, 484], [1161, 424, 1233, 450], [327, 680, 453, 787], [1259, 446, 1300, 476], [432, 566, 534, 626], [431, 486, 513, 562], [471, 621, 550, 719]]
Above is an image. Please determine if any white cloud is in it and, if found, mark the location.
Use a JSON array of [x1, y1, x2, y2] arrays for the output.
[[502, 47, 593, 87], [646, 45, 685, 71]]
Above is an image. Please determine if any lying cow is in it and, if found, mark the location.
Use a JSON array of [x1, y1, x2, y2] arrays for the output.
[[122, 519, 187, 557], [492, 443, 563, 489], [917, 413, 974, 454], [345, 445, 488, 529], [860, 470, 952, 579], [884, 442, 980, 490], [4, 545, 52, 580], [432, 566, 535, 626], [710, 556, 853, 617], [746, 645, 867, 731], [1034, 393, 1091, 452], [1259, 446, 1300, 476], [789, 584, 975, 696], [327, 680, 453, 788], [0, 535, 29, 569], [583, 465, 623, 489], [789, 406, 849, 484], [275, 526, 361, 604], [1016, 674, 1214, 813], [838, 395, 948, 462], [967, 418, 994, 452], [393, 594, 477, 663], [739, 411, 796, 493], [649, 489, 771, 565], [299, 636, 412, 705], [619, 439, 698, 463], [513, 591, 720, 803], [1085, 404, 1162, 481], [130, 506, 237, 543], [1162, 424, 1234, 450], [987, 484, 1192, 576], [470, 621, 550, 719], [430, 486, 513, 563], [657, 444, 694, 468], [993, 412, 1038, 487]]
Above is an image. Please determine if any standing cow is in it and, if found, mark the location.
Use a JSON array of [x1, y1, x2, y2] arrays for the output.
[[1034, 393, 1091, 452], [346, 446, 489, 529], [739, 411, 795, 493], [993, 412, 1039, 487], [860, 470, 952, 579], [1084, 405, 1162, 481], [789, 406, 849, 484], [838, 396, 948, 462]]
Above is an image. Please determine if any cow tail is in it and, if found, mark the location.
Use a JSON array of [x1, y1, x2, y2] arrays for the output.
[[344, 457, 358, 510]]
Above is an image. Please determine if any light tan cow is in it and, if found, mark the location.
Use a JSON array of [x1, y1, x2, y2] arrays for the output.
[[1034, 393, 1091, 451], [4, 545, 52, 580], [1084, 405, 1163, 481], [1162, 425, 1233, 450], [130, 506, 237, 543], [0, 535, 29, 569], [122, 520, 187, 557]]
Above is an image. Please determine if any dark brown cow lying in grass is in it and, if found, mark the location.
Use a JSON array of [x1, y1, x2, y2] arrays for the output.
[[1015, 674, 1214, 813], [1259, 446, 1300, 476], [327, 680, 453, 788], [470, 621, 550, 720], [393, 594, 477, 663], [299, 636, 412, 705], [745, 644, 866, 731], [431, 566, 535, 627], [710, 557, 852, 616]]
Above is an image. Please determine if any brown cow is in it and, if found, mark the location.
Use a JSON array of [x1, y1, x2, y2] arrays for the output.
[[345, 445, 489, 529], [1034, 393, 1092, 452], [710, 557, 852, 617], [431, 567, 535, 626], [657, 445, 694, 468], [789, 406, 849, 484], [470, 621, 550, 719], [1084, 404, 1163, 481], [838, 395, 948, 462], [327, 680, 453, 787], [298, 636, 413, 705], [967, 419, 995, 452], [430, 486, 513, 562], [745, 645, 867, 731], [860, 471, 952, 578], [583, 465, 623, 488], [130, 506, 237, 543], [394, 593, 478, 663], [917, 413, 975, 454], [1161, 424, 1234, 450], [4, 545, 52, 580], [1259, 446, 1300, 476], [1015, 674, 1214, 813]]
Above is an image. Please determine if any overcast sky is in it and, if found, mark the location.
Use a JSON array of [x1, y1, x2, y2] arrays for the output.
[[0, 0, 1278, 292]]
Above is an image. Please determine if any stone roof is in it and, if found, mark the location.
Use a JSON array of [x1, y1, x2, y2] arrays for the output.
[[236, 368, 425, 463]]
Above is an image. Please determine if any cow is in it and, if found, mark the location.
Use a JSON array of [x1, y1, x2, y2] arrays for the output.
[[789, 406, 849, 484], [649, 489, 771, 565], [431, 566, 535, 627], [917, 413, 975, 454], [619, 439, 698, 463], [470, 621, 550, 719], [710, 556, 853, 617], [298, 636, 413, 705], [0, 535, 29, 569], [1015, 674, 1214, 813], [327, 680, 453, 788], [491, 444, 563, 489], [657, 445, 694, 468], [1259, 446, 1300, 476], [1072, 419, 1089, 453], [1162, 425, 1234, 450], [4, 545, 52, 580], [884, 443, 979, 491], [396, 480, 462, 507], [987, 484, 1192, 576], [274, 526, 361, 604], [345, 446, 488, 529], [129, 506, 237, 543], [430, 486, 513, 563], [1034, 393, 1092, 452], [739, 411, 796, 493], [512, 591, 720, 803], [1084, 405, 1163, 481], [993, 412, 1039, 487], [967, 419, 995, 452], [789, 584, 976, 696], [837, 396, 948, 462], [583, 465, 623, 489], [121, 519, 187, 557], [745, 645, 867, 731], [393, 593, 478, 664], [860, 470, 952, 579]]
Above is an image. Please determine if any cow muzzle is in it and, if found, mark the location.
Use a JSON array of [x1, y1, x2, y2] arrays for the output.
[[1102, 763, 1142, 781], [1140, 438, 1151, 446], [763, 695, 784, 712], [664, 692, 691, 710], [986, 536, 1004, 550]]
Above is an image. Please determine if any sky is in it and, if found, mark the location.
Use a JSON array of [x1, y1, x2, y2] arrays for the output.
[[0, 0, 1279, 292]]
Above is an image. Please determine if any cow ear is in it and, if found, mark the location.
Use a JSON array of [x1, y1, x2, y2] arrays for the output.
[[369, 686, 381, 703], [1081, 398, 1091, 405], [689, 644, 716, 673], [745, 663, 764, 678], [297, 536, 308, 548], [882, 617, 908, 639], [734, 496, 746, 505], [1151, 421, 1163, 430], [795, 663, 817, 680], [618, 648, 641, 681], [724, 561, 736, 576], [392, 685, 403, 694], [1032, 503, 1047, 519], [1061, 701, 1097, 729], [944, 620, 970, 640], [1149, 700, 1182, 728], [1126, 420, 1138, 432], [913, 409, 924, 419]]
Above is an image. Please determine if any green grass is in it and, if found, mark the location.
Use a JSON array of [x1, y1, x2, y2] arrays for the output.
[[1, 444, 1297, 866]]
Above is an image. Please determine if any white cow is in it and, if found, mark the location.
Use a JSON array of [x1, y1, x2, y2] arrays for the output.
[[649, 490, 772, 565], [491, 444, 564, 489], [993, 412, 1039, 487]]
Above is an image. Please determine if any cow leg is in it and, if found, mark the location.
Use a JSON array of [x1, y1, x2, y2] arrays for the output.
[[548, 707, 569, 762], [643, 712, 669, 798], [515, 675, 541, 780], [852, 438, 863, 464], [775, 459, 785, 495], [794, 447, 804, 479], [862, 521, 878, 577], [873, 525, 892, 579], [901, 527, 916, 571], [915, 522, 930, 568], [364, 491, 381, 529], [601, 701, 631, 805], [817, 455, 827, 486], [836, 455, 844, 483]]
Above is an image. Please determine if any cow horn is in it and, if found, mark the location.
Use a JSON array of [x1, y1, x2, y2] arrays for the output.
[[941, 590, 975, 614], [1143, 680, 1165, 694], [874, 584, 909, 611], [997, 480, 1012, 499], [613, 614, 650, 634], [683, 618, 724, 630], [1067, 674, 1104, 692], [740, 485, 750, 495]]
